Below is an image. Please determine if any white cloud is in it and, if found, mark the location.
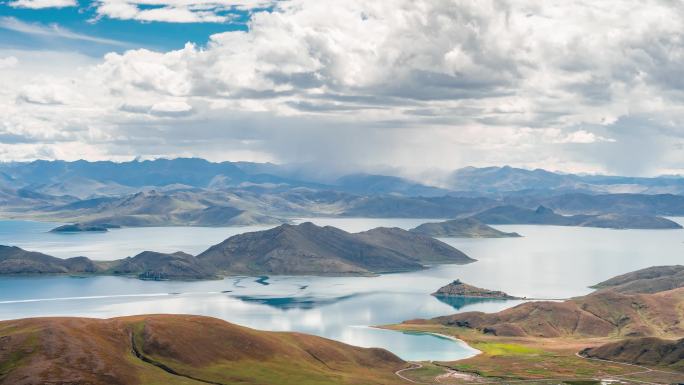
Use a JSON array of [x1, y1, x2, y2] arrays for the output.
[[17, 82, 80, 105], [91, 0, 275, 23], [0, 17, 127, 46], [2, 0, 684, 176], [8, 0, 76, 9], [553, 130, 616, 144]]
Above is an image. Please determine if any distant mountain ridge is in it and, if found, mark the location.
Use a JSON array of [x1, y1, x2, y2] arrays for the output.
[[0, 158, 443, 198], [2, 159, 684, 229], [4, 159, 684, 198], [449, 165, 684, 194], [472, 205, 682, 229], [410, 217, 521, 238]]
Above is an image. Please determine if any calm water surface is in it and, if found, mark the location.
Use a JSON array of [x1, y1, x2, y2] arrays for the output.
[[0, 217, 683, 361]]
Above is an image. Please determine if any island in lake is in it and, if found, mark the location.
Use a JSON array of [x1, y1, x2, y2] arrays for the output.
[[50, 223, 121, 233], [0, 222, 475, 279], [410, 217, 521, 238], [432, 279, 520, 299]]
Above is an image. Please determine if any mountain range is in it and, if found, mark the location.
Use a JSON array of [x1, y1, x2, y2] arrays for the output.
[[1, 159, 684, 229], [3, 159, 684, 197]]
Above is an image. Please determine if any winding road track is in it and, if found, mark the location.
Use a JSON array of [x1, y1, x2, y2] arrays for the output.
[[394, 353, 683, 385]]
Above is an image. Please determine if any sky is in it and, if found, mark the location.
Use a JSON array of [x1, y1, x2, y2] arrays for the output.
[[1, 0, 684, 178]]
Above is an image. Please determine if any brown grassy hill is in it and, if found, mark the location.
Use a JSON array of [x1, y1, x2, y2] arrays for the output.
[[431, 288, 684, 338], [0, 315, 404, 385], [581, 337, 684, 371]]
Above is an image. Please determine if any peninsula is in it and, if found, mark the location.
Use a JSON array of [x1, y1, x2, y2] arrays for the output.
[[472, 205, 683, 229], [411, 217, 521, 238], [0, 223, 475, 279]]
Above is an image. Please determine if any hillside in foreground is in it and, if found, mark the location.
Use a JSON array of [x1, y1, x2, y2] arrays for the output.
[[0, 315, 405, 385], [581, 337, 684, 371], [431, 287, 684, 338]]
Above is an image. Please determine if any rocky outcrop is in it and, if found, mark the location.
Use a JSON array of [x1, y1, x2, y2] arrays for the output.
[[432, 279, 519, 299]]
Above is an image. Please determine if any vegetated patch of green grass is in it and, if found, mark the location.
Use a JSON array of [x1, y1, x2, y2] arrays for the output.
[[126, 321, 219, 385], [122, 353, 206, 385], [157, 357, 357, 385], [0, 351, 26, 376], [0, 332, 38, 377], [473, 341, 546, 356]]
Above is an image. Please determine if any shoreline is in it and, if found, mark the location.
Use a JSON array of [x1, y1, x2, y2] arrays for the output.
[[370, 325, 482, 361]]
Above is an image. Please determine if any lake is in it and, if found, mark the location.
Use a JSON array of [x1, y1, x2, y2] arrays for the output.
[[1, 217, 683, 361]]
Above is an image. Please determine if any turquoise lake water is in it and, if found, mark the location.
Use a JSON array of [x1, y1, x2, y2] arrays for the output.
[[0, 217, 683, 361]]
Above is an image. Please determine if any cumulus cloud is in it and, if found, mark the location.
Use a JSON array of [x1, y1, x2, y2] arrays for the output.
[[2, 0, 684, 176], [91, 0, 275, 23], [8, 0, 274, 22]]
